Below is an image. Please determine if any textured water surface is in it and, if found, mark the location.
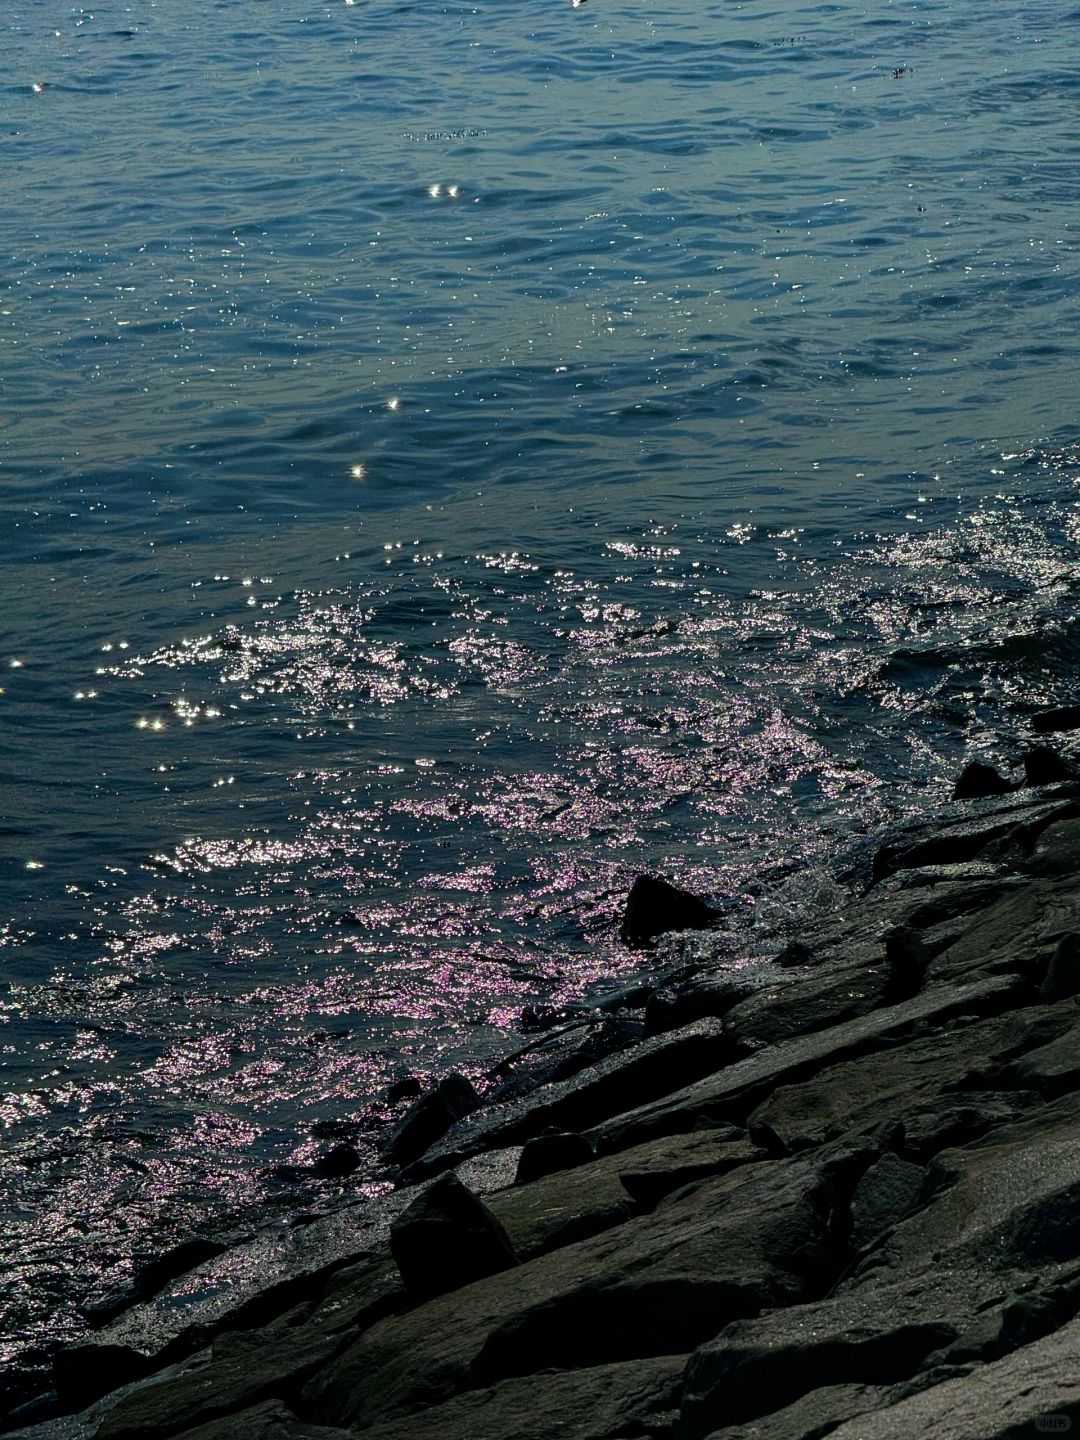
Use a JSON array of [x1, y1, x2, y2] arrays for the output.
[[3, 0, 1080, 1382]]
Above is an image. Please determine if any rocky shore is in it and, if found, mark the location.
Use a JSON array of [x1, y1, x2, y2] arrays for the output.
[[9, 760, 1080, 1440]]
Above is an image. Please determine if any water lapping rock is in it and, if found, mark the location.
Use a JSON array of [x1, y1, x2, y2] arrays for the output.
[[9, 784, 1080, 1439]]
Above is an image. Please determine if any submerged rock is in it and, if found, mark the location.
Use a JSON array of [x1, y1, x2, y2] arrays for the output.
[[389, 1175, 519, 1299], [619, 874, 717, 945], [312, 1143, 361, 1180]]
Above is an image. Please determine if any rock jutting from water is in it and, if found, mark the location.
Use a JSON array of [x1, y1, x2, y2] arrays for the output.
[[10, 779, 1080, 1440]]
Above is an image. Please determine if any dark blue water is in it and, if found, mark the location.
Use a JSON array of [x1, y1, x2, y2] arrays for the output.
[[3, 0, 1080, 1381]]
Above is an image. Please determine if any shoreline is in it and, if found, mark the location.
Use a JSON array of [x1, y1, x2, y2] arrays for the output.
[[8, 756, 1080, 1439]]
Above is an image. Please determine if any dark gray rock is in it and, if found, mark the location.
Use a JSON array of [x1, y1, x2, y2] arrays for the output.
[[871, 797, 1080, 883], [1024, 745, 1077, 787], [53, 1342, 151, 1408], [301, 1151, 849, 1430], [849, 1154, 927, 1252], [1024, 816, 1080, 878], [924, 874, 1080, 985], [874, 821, 1016, 881], [487, 1015, 645, 1106], [403, 1018, 727, 1180], [342, 1356, 687, 1440], [515, 1131, 594, 1185], [723, 964, 891, 1050], [517, 1004, 564, 1033], [1003, 1015, 1080, 1097], [867, 1092, 1080, 1276], [1040, 934, 1080, 1002], [897, 1092, 1039, 1162], [882, 926, 934, 1001], [592, 975, 1021, 1155], [385, 1075, 422, 1104], [311, 1144, 360, 1180], [619, 874, 717, 945], [644, 977, 755, 1037], [682, 1300, 957, 1434], [618, 1127, 763, 1209], [95, 1306, 348, 1440], [389, 1175, 519, 1298], [172, 1399, 356, 1440], [826, 1313, 1080, 1439], [953, 761, 1012, 800], [1032, 704, 1080, 734], [774, 940, 815, 968], [61, 1190, 422, 1399], [696, 1382, 890, 1440], [748, 1007, 1064, 1155], [79, 1239, 228, 1332], [489, 1153, 635, 1258], [379, 1074, 480, 1167]]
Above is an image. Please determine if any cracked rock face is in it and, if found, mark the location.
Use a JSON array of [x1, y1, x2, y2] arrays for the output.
[[23, 791, 1080, 1440]]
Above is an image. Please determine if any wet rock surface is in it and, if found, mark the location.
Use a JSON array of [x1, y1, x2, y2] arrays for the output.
[[15, 789, 1080, 1440]]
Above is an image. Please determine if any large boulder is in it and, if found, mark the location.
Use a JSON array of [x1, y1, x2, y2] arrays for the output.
[[380, 1074, 480, 1167], [389, 1175, 519, 1299], [514, 1131, 594, 1185], [619, 874, 717, 945], [1024, 745, 1076, 786], [952, 761, 1012, 800]]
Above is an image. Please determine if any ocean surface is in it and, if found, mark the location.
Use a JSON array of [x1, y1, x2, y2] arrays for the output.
[[3, 0, 1080, 1389]]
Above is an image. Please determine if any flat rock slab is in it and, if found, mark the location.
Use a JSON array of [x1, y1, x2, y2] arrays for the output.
[[300, 1151, 845, 1430], [747, 1006, 1064, 1154], [403, 1018, 727, 1179], [871, 794, 1080, 882], [722, 962, 891, 1049], [926, 875, 1080, 984], [495, 1126, 759, 1237], [826, 1314, 1080, 1439], [95, 1306, 346, 1440], [72, 1193, 413, 1385], [701, 1382, 889, 1440], [172, 1399, 355, 1440], [683, 1285, 961, 1434], [345, 1355, 687, 1440], [866, 1090, 1080, 1277], [591, 975, 1021, 1154]]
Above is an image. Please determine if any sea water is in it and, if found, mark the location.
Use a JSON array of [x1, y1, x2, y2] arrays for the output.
[[2, 0, 1080, 1378]]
